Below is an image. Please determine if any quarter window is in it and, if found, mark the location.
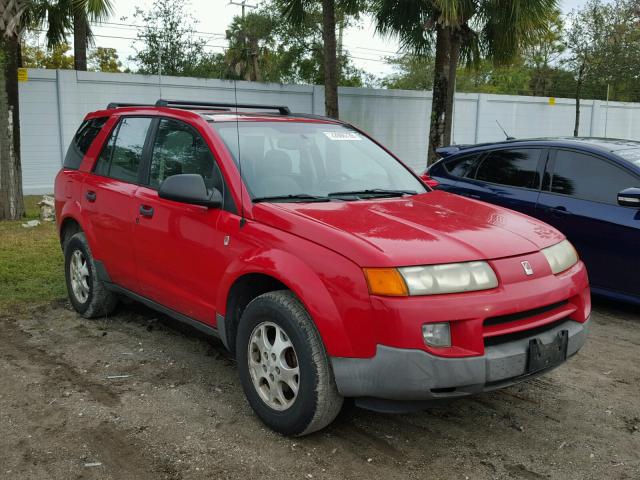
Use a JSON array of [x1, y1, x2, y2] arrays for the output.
[[444, 153, 482, 178], [550, 150, 639, 204], [94, 117, 152, 183], [149, 119, 223, 192], [64, 117, 108, 169], [475, 149, 541, 189]]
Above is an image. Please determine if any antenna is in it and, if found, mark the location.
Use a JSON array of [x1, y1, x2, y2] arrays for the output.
[[233, 80, 246, 227], [496, 120, 515, 140]]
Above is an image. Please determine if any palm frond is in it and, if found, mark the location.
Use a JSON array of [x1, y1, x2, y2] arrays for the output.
[[479, 0, 558, 64], [372, 0, 437, 54]]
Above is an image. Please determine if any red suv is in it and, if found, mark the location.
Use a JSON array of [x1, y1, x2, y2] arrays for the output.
[[55, 100, 591, 436]]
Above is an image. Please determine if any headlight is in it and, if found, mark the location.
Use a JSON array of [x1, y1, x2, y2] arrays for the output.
[[541, 239, 578, 274], [398, 261, 498, 296]]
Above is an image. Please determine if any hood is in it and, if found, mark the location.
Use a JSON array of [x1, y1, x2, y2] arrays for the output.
[[252, 191, 564, 267]]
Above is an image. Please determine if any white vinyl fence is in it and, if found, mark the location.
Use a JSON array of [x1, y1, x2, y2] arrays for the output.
[[18, 68, 640, 194]]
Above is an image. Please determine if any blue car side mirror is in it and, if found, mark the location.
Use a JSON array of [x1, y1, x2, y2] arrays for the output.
[[617, 187, 640, 208]]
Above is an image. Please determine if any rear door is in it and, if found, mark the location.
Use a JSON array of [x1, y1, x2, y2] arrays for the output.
[[82, 115, 154, 293], [536, 149, 640, 297], [132, 117, 232, 323], [452, 148, 545, 217]]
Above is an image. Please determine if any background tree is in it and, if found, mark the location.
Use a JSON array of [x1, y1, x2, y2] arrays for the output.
[[130, 0, 208, 77], [276, 0, 366, 118], [71, 0, 113, 71], [88, 46, 121, 72], [22, 41, 75, 69], [374, 0, 559, 166], [0, 0, 28, 219], [564, 0, 611, 136]]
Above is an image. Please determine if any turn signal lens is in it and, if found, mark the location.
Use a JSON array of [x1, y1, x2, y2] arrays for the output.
[[363, 268, 409, 296]]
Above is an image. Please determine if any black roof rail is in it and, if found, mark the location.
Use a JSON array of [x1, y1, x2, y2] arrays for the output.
[[106, 102, 155, 109], [155, 99, 290, 115], [289, 112, 345, 123]]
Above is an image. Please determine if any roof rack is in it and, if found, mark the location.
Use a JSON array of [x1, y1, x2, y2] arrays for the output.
[[155, 99, 290, 115], [106, 102, 155, 109]]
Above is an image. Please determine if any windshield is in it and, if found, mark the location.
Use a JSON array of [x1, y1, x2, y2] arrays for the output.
[[616, 148, 640, 168], [211, 121, 426, 201]]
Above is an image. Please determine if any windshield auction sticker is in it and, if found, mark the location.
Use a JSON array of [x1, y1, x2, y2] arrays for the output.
[[323, 131, 362, 141]]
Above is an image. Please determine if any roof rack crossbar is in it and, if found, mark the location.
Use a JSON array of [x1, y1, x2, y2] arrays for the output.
[[155, 99, 291, 115], [106, 102, 155, 109]]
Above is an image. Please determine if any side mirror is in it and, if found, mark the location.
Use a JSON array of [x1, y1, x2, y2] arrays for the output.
[[617, 187, 640, 208], [159, 174, 222, 208], [420, 172, 440, 189]]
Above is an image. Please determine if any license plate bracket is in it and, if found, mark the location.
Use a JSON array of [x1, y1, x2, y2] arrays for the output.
[[527, 330, 568, 374]]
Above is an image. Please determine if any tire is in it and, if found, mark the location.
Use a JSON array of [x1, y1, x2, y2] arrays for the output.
[[236, 290, 343, 436], [64, 232, 118, 318]]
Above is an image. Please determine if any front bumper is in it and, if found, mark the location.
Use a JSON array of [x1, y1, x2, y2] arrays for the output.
[[330, 316, 589, 401]]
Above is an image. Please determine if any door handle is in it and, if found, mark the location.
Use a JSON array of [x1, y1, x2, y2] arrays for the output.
[[85, 190, 96, 202], [550, 206, 570, 217], [139, 205, 154, 218]]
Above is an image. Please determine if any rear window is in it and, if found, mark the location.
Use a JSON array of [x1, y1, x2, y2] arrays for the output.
[[63, 117, 108, 169]]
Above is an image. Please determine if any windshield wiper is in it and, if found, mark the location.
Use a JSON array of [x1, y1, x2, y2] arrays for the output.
[[252, 194, 330, 203], [327, 189, 417, 199]]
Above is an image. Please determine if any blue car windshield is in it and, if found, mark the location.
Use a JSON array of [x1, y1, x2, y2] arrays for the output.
[[210, 121, 426, 201]]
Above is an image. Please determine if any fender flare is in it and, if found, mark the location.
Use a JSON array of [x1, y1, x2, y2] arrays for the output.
[[217, 248, 356, 358]]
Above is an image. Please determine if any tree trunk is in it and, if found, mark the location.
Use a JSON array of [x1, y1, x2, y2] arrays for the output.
[[74, 10, 88, 71], [573, 63, 585, 137], [321, 0, 339, 119], [443, 29, 461, 147], [0, 34, 25, 220], [427, 25, 452, 165]]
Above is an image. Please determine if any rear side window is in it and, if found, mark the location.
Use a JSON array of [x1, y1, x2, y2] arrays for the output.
[[63, 117, 108, 169], [94, 117, 152, 183], [550, 150, 639, 204], [443, 153, 482, 178], [475, 149, 541, 189]]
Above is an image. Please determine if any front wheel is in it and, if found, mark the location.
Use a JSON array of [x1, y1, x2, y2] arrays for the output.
[[236, 291, 343, 436]]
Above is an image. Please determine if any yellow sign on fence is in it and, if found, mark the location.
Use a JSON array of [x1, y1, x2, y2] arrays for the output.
[[17, 68, 28, 82], [548, 97, 556, 106]]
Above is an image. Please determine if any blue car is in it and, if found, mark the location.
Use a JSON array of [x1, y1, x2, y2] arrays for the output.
[[427, 138, 640, 305]]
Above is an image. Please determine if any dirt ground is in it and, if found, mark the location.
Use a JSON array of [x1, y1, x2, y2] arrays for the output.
[[1, 298, 638, 480]]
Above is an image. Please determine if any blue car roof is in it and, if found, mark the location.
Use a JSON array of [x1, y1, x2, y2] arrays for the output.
[[436, 137, 640, 171]]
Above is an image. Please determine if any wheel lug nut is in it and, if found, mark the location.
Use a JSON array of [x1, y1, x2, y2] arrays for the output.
[[269, 374, 274, 381], [262, 365, 267, 372], [271, 353, 276, 361], [275, 367, 280, 374]]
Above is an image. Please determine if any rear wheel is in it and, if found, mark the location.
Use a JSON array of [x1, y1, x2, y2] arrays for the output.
[[64, 232, 118, 318], [236, 291, 343, 436]]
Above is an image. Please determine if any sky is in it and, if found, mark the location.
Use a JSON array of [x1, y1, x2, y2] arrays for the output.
[[43, 0, 599, 78]]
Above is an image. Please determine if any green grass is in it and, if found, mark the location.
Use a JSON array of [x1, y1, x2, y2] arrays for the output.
[[0, 196, 66, 310]]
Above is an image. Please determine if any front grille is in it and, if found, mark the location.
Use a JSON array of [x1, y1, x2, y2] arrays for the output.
[[484, 300, 569, 328], [484, 317, 569, 347]]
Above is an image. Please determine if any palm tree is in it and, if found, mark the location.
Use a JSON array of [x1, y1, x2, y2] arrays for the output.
[[1, 0, 30, 220], [373, 0, 559, 165], [278, 0, 363, 119], [71, 0, 113, 71], [0, 0, 70, 220]]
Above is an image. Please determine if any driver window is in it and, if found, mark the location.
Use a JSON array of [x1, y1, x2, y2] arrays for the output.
[[149, 119, 223, 192]]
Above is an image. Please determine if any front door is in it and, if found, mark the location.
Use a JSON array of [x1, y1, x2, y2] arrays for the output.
[[133, 118, 230, 324], [536, 149, 640, 297]]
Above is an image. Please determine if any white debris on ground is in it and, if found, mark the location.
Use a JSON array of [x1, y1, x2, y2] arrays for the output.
[[21, 219, 41, 228], [38, 195, 55, 221]]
